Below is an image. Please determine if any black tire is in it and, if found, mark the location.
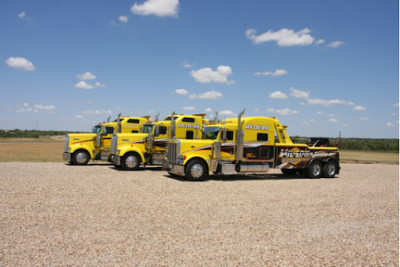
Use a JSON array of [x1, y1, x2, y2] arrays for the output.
[[323, 161, 337, 178], [185, 159, 208, 181], [121, 153, 141, 170], [71, 150, 90, 165], [307, 161, 323, 178]]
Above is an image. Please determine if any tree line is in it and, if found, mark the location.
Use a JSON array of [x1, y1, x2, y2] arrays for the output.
[[1, 129, 398, 152]]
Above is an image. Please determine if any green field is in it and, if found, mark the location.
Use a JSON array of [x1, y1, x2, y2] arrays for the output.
[[0, 138, 398, 164]]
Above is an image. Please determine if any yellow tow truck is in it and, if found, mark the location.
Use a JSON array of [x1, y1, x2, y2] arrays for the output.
[[63, 114, 150, 165], [163, 110, 340, 180]]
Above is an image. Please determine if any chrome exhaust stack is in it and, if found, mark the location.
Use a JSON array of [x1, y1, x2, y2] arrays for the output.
[[235, 109, 245, 163]]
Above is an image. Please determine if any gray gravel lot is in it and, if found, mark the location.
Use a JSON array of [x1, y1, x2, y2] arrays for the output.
[[0, 162, 398, 266]]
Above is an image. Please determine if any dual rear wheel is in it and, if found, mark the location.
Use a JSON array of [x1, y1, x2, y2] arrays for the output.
[[307, 161, 338, 178]]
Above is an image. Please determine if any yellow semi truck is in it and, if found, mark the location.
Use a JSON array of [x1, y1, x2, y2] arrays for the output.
[[110, 113, 207, 170], [63, 115, 151, 165], [163, 110, 340, 180]]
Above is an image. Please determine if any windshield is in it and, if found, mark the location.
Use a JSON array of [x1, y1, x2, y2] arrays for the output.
[[142, 124, 154, 134], [202, 126, 221, 140], [92, 125, 102, 134]]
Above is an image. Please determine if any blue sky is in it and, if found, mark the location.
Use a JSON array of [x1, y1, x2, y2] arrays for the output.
[[0, 0, 398, 138]]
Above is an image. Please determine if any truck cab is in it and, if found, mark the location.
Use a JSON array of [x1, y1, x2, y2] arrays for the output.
[[110, 113, 207, 170], [63, 115, 150, 165], [164, 110, 340, 180]]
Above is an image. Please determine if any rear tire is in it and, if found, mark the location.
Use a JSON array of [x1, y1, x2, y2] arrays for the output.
[[307, 161, 323, 178], [121, 153, 141, 170], [185, 159, 208, 181], [323, 161, 337, 178], [71, 150, 90, 165]]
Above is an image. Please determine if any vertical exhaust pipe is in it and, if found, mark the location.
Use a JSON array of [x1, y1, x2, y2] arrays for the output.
[[170, 111, 176, 140], [116, 113, 122, 133], [235, 109, 245, 163]]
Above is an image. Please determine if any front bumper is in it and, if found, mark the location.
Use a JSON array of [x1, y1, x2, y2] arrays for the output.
[[111, 155, 121, 166], [63, 152, 71, 162], [162, 161, 185, 176]]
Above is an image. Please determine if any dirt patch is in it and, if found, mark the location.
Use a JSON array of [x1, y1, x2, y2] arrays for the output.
[[0, 163, 398, 266]]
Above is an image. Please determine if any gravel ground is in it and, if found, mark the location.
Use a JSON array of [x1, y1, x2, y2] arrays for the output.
[[0, 162, 398, 266]]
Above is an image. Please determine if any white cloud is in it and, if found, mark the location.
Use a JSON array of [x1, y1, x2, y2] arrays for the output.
[[119, 16, 129, 23], [131, 0, 179, 17], [327, 41, 345, 48], [190, 91, 224, 100], [182, 106, 196, 111], [386, 122, 394, 127], [359, 117, 369, 121], [83, 109, 112, 115], [353, 105, 367, 111], [75, 115, 84, 119], [75, 81, 94, 90], [290, 87, 310, 99], [269, 91, 288, 99], [267, 108, 298, 116], [246, 28, 315, 47], [6, 57, 36, 71], [316, 39, 325, 45], [182, 61, 195, 68], [94, 82, 106, 88], [306, 98, 354, 107], [18, 11, 26, 18], [16, 103, 55, 113], [329, 118, 339, 123], [77, 72, 96, 80], [34, 104, 55, 112], [175, 89, 188, 95], [254, 69, 288, 77], [219, 110, 235, 116], [190, 65, 235, 84], [205, 107, 213, 113]]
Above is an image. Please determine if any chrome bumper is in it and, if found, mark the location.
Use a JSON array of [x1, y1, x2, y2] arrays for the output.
[[63, 152, 71, 162], [111, 155, 121, 165], [162, 161, 185, 176]]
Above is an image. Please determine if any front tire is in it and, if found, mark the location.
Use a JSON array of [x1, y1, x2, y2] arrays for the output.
[[71, 150, 90, 165], [185, 159, 208, 181], [121, 153, 141, 170]]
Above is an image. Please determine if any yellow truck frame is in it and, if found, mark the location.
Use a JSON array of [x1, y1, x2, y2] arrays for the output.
[[163, 110, 340, 181], [110, 113, 207, 170], [63, 115, 150, 165]]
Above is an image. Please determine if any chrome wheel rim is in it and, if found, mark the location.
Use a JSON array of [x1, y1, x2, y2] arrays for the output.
[[327, 163, 336, 176], [312, 164, 321, 176], [76, 152, 88, 164], [191, 163, 204, 179], [125, 155, 138, 169]]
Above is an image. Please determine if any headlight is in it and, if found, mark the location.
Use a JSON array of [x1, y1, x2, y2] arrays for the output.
[[177, 155, 186, 164]]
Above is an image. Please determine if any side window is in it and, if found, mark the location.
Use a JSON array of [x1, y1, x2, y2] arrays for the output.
[[131, 130, 138, 133], [106, 127, 114, 135], [257, 133, 268, 141], [127, 119, 140, 124], [159, 126, 167, 135], [226, 131, 234, 141], [182, 117, 195, 123], [186, 131, 194, 139]]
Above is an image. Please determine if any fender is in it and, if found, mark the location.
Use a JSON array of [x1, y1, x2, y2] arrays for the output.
[[183, 155, 211, 173], [69, 142, 95, 159], [119, 145, 146, 163]]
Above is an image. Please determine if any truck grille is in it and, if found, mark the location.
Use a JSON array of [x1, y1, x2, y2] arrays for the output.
[[111, 134, 118, 154], [167, 142, 177, 163], [64, 134, 69, 152]]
